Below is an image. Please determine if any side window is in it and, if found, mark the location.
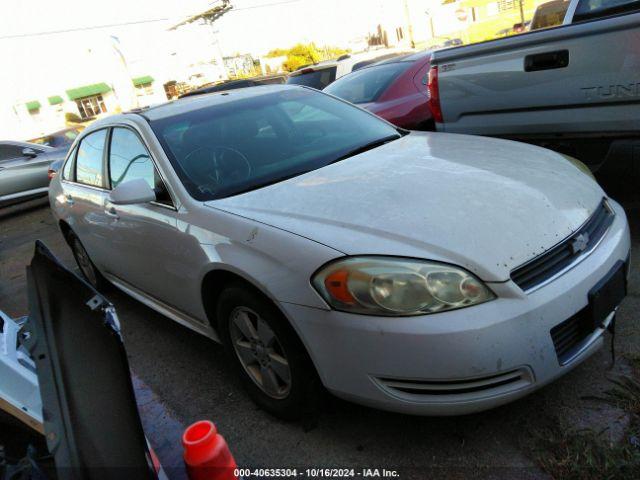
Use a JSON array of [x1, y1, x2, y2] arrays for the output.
[[62, 147, 76, 180], [108, 127, 172, 205], [573, 0, 640, 22], [75, 130, 107, 187], [0, 144, 24, 161]]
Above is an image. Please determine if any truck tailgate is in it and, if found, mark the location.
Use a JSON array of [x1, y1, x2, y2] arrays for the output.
[[432, 13, 640, 137]]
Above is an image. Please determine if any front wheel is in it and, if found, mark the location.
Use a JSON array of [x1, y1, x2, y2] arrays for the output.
[[217, 284, 320, 419]]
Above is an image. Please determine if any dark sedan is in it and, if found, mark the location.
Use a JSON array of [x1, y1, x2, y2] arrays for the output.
[[180, 74, 287, 98]]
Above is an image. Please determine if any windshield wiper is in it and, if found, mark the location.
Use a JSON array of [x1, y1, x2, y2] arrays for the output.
[[218, 171, 306, 198], [328, 134, 401, 165]]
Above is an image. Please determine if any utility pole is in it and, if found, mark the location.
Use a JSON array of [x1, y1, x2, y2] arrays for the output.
[[519, 0, 525, 26], [425, 9, 435, 41], [402, 0, 415, 48]]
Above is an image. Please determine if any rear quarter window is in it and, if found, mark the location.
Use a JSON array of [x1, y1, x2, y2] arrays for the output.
[[62, 147, 77, 180], [75, 129, 107, 188]]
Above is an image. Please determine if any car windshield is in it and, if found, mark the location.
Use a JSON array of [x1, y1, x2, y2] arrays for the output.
[[324, 62, 413, 104], [150, 87, 401, 200], [286, 67, 337, 90]]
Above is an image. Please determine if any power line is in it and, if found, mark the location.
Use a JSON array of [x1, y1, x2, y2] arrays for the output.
[[0, 0, 305, 40], [230, 0, 303, 11], [0, 18, 171, 40]]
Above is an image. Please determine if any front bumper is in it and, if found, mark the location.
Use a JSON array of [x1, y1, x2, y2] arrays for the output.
[[280, 199, 631, 415]]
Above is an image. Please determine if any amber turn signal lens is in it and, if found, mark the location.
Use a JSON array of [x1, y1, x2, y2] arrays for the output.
[[324, 269, 356, 304]]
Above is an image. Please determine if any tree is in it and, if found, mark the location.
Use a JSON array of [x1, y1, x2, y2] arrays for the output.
[[265, 48, 289, 58], [281, 43, 322, 72], [274, 43, 350, 72]]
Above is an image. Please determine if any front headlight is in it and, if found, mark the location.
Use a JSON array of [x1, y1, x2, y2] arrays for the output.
[[560, 154, 596, 181], [312, 256, 495, 316]]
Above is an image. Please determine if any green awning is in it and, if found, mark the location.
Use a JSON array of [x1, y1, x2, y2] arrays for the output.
[[66, 82, 111, 101], [26, 100, 41, 111], [48, 95, 64, 105], [132, 75, 154, 87]]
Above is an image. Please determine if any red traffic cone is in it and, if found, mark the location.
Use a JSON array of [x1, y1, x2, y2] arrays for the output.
[[182, 420, 238, 480]]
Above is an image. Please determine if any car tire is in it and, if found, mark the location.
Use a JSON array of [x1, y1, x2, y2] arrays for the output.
[[217, 283, 320, 420], [68, 233, 108, 291]]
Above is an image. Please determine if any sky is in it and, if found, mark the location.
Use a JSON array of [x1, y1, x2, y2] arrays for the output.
[[0, 0, 400, 101]]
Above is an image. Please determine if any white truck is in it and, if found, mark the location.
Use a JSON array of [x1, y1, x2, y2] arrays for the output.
[[428, 0, 640, 169]]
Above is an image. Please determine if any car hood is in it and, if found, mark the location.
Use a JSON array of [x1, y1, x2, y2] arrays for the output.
[[207, 132, 604, 281]]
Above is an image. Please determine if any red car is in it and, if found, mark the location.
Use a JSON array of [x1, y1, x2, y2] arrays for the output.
[[323, 51, 433, 130]]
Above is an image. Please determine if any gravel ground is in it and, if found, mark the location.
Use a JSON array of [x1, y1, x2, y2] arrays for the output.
[[1, 186, 638, 479]]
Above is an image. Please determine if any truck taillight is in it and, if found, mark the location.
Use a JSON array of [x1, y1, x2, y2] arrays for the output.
[[427, 66, 443, 124]]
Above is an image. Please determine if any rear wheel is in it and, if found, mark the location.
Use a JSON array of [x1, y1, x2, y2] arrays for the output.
[[68, 233, 107, 290], [217, 284, 319, 419]]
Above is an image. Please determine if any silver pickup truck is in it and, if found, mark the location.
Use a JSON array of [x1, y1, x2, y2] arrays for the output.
[[428, 0, 640, 168]]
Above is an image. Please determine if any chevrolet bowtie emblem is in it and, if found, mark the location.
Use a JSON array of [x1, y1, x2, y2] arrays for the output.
[[570, 232, 590, 254]]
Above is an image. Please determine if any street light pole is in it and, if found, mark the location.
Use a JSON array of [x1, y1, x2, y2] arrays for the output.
[[403, 0, 415, 48]]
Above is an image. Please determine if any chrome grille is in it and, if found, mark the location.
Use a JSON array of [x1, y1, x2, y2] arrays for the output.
[[511, 199, 614, 292]]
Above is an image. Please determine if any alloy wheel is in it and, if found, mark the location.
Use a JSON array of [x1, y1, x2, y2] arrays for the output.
[[229, 306, 292, 399]]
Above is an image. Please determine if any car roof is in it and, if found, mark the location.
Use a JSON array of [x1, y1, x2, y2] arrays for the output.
[[111, 84, 300, 123], [375, 50, 432, 66], [181, 74, 287, 98]]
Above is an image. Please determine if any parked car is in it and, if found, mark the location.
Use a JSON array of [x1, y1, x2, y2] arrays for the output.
[[50, 85, 630, 419], [428, 0, 640, 169], [351, 52, 410, 71], [0, 141, 66, 206], [286, 51, 403, 90], [323, 51, 433, 130], [29, 126, 84, 149], [180, 74, 288, 98], [442, 38, 463, 47]]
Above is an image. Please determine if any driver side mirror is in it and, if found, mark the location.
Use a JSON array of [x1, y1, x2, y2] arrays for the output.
[[108, 178, 156, 205], [22, 147, 39, 158]]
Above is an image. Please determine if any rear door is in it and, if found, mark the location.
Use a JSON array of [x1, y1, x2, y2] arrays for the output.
[[62, 129, 111, 263], [0, 144, 49, 200]]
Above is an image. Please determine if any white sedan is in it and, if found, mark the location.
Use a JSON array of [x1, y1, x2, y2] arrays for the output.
[[49, 85, 630, 418]]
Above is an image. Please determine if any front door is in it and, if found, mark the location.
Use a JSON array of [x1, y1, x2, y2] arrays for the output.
[[101, 127, 205, 323]]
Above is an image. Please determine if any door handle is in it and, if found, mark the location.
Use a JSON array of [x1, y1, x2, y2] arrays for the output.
[[524, 50, 569, 72], [65, 194, 74, 206]]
